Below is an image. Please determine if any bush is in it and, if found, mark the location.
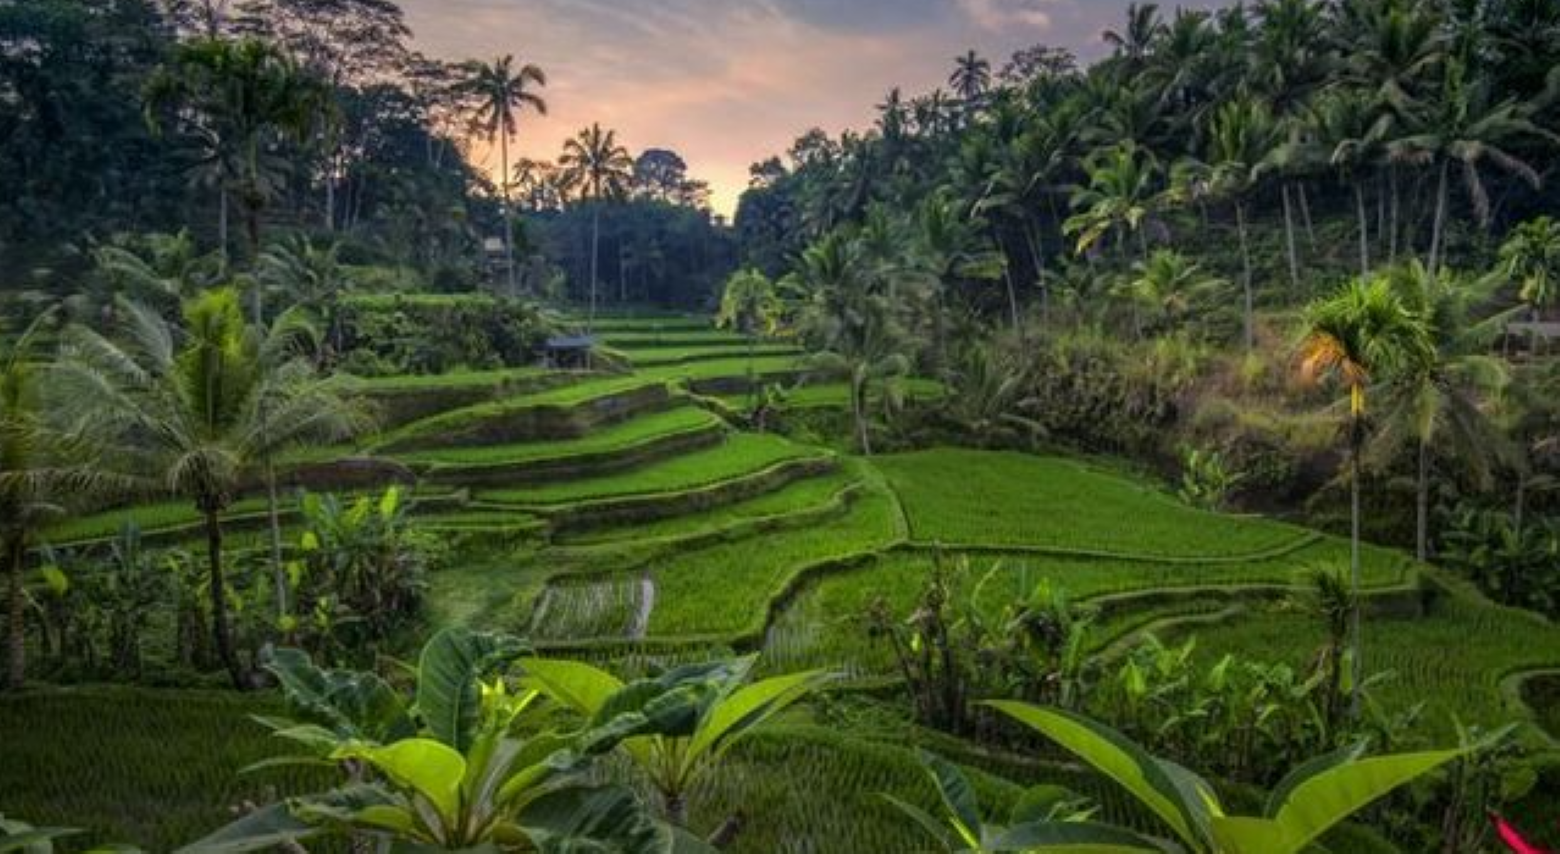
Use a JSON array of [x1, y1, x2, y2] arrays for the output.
[[337, 293, 554, 375]]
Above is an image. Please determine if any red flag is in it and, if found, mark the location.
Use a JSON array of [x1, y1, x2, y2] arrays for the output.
[[1493, 813, 1550, 854]]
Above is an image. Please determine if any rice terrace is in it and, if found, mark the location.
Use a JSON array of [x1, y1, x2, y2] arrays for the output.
[[3, 0, 1560, 852]]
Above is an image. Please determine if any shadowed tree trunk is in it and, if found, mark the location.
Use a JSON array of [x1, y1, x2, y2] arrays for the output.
[[1235, 200, 1255, 351], [1349, 411, 1364, 715], [1416, 439, 1431, 562], [5, 534, 25, 690], [1355, 183, 1371, 276], [1282, 184, 1301, 289], [1427, 158, 1451, 281], [202, 504, 246, 690], [589, 205, 602, 332]]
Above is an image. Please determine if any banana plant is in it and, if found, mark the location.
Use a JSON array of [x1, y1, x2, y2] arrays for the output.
[[986, 702, 1472, 854], [521, 655, 834, 823], [883, 748, 1164, 853], [182, 628, 705, 854]]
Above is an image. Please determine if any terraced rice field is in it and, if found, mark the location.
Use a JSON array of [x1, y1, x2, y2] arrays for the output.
[[26, 313, 1560, 854]]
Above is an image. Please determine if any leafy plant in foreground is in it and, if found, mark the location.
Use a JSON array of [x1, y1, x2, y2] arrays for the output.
[[183, 627, 705, 854], [884, 747, 1156, 853], [521, 654, 833, 827], [986, 701, 1472, 854]]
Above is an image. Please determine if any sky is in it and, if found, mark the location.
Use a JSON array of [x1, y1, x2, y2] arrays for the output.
[[399, 0, 1186, 218]]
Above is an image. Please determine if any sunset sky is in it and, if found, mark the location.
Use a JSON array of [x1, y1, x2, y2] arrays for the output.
[[398, 0, 1211, 217]]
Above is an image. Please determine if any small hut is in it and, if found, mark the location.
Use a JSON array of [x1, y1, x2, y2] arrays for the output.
[[543, 334, 596, 369]]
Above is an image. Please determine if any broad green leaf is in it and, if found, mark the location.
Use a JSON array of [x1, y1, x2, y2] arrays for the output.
[[417, 628, 526, 751], [379, 485, 401, 520], [517, 785, 669, 854], [1263, 742, 1366, 817], [353, 805, 419, 836], [521, 658, 627, 717], [985, 702, 1205, 850], [987, 821, 1169, 853], [263, 647, 411, 743], [173, 803, 319, 854], [685, 669, 830, 761], [879, 793, 960, 852], [915, 749, 983, 848], [1263, 749, 1465, 854], [333, 739, 466, 829]]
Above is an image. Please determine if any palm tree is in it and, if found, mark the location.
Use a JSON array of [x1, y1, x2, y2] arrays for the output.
[[1499, 216, 1560, 321], [459, 55, 548, 296], [792, 231, 908, 455], [1388, 59, 1552, 278], [1064, 142, 1161, 263], [55, 291, 367, 688], [1103, 2, 1166, 69], [2, 313, 108, 690], [1298, 273, 1432, 709], [1309, 90, 1391, 275], [716, 268, 783, 407], [1117, 249, 1228, 336], [144, 38, 332, 270], [1368, 263, 1513, 561], [949, 50, 991, 105], [257, 237, 350, 365], [1204, 95, 1280, 350], [557, 123, 633, 329]]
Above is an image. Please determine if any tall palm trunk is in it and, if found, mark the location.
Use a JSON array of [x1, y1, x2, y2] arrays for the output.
[[202, 506, 245, 690], [1348, 411, 1364, 715], [1427, 158, 1451, 281], [500, 129, 516, 298], [218, 189, 230, 271], [1514, 469, 1527, 538], [1299, 182, 1317, 248], [1388, 166, 1401, 262], [853, 371, 872, 456], [589, 204, 601, 332], [1354, 183, 1371, 276], [1235, 200, 1255, 351], [1282, 184, 1301, 289], [1415, 438, 1431, 562], [4, 533, 25, 690]]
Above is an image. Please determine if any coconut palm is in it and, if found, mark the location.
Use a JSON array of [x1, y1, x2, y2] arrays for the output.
[[1309, 90, 1391, 275], [54, 291, 367, 689], [1064, 142, 1161, 263], [144, 38, 332, 269], [1368, 263, 1514, 561], [1388, 59, 1552, 278], [257, 237, 351, 365], [2, 313, 111, 690], [1205, 95, 1280, 350], [792, 231, 909, 455], [949, 50, 991, 105], [1117, 249, 1229, 336], [1103, 3, 1166, 69], [716, 268, 784, 407], [1499, 216, 1560, 321], [459, 54, 549, 296], [558, 123, 634, 329], [1298, 274, 1432, 708]]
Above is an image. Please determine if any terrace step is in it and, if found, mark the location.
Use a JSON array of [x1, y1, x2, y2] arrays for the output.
[[600, 332, 750, 348], [472, 443, 840, 536], [346, 368, 598, 430], [400, 408, 729, 488], [377, 379, 674, 453], [622, 345, 803, 368]]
